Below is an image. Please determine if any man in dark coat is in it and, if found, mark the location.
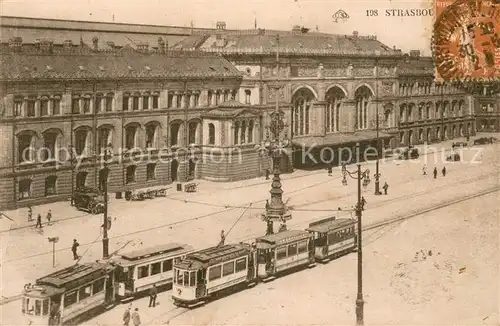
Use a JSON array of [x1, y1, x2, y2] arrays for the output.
[[72, 239, 79, 260], [46, 210, 52, 225], [382, 182, 389, 195], [360, 197, 367, 210], [123, 305, 131, 326], [35, 213, 42, 228], [433, 167, 438, 179], [442, 166, 447, 177], [265, 169, 270, 180], [149, 285, 158, 307]]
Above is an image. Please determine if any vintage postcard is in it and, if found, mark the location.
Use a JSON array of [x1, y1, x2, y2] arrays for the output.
[[0, 0, 498, 325]]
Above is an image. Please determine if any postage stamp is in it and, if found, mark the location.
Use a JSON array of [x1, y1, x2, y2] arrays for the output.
[[433, 0, 500, 81]]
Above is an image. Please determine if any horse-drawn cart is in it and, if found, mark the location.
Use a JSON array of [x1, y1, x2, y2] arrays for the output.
[[126, 186, 170, 201]]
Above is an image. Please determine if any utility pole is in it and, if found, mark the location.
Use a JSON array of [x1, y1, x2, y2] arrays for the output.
[[374, 57, 381, 195], [102, 147, 110, 259], [441, 82, 445, 141]]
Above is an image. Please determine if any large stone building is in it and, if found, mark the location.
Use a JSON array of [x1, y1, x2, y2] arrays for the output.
[[0, 16, 494, 209]]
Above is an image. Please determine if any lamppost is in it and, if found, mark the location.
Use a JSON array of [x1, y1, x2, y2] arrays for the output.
[[102, 145, 111, 259], [254, 33, 291, 235], [374, 54, 382, 196], [440, 81, 445, 141], [341, 162, 371, 326]]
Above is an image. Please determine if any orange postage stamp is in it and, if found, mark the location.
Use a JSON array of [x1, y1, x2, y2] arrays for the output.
[[433, 0, 500, 81]]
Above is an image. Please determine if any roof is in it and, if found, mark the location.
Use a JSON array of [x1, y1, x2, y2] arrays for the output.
[[36, 262, 113, 290], [256, 229, 310, 246], [397, 57, 434, 76], [119, 243, 191, 261], [202, 100, 260, 119], [307, 217, 356, 234], [175, 243, 251, 270], [292, 131, 392, 148], [0, 50, 242, 81]]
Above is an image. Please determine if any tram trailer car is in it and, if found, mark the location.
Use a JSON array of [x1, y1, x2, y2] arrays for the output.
[[306, 217, 357, 262], [111, 243, 193, 302], [22, 262, 116, 326], [172, 243, 257, 307], [255, 229, 315, 281]]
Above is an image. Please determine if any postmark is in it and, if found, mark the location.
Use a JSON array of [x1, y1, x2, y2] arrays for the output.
[[433, 0, 500, 81]]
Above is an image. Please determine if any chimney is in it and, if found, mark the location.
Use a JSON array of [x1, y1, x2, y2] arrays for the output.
[[8, 37, 22, 52], [92, 36, 99, 50], [63, 40, 73, 49], [352, 31, 359, 38]]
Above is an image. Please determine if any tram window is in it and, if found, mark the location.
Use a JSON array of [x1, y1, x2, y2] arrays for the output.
[[176, 270, 183, 285], [208, 265, 221, 281], [235, 257, 247, 272], [327, 233, 335, 244], [138, 265, 149, 279], [277, 247, 287, 260], [288, 244, 297, 256], [298, 241, 308, 253], [183, 272, 189, 286], [42, 299, 49, 316], [189, 272, 196, 286], [79, 285, 92, 301], [222, 261, 235, 276], [35, 300, 41, 316], [151, 262, 161, 276], [257, 250, 267, 263], [163, 259, 173, 272], [93, 278, 105, 294], [64, 290, 78, 308]]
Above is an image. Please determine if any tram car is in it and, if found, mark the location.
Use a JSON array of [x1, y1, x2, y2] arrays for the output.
[[22, 262, 116, 326], [172, 243, 257, 307], [306, 217, 357, 262], [111, 243, 193, 302], [255, 229, 315, 281]]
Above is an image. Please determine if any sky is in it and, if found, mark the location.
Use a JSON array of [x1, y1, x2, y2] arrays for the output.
[[0, 0, 435, 55]]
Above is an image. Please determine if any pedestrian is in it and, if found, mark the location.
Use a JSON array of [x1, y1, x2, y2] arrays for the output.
[[265, 199, 270, 210], [360, 196, 367, 210], [149, 285, 158, 307], [422, 165, 427, 176], [265, 169, 270, 180], [433, 167, 438, 179], [28, 206, 33, 222], [72, 239, 79, 260], [35, 213, 43, 228], [46, 210, 52, 225], [442, 166, 446, 177], [327, 166, 332, 176], [382, 182, 389, 195], [219, 229, 225, 246], [132, 308, 141, 326], [123, 305, 131, 326]]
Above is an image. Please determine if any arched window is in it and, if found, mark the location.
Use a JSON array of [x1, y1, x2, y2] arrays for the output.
[[40, 96, 49, 116], [42, 130, 59, 161], [208, 123, 216, 145], [18, 132, 35, 163], [435, 102, 440, 120], [83, 94, 91, 113], [407, 104, 414, 122], [125, 125, 138, 149], [143, 92, 150, 110], [426, 103, 432, 120], [248, 121, 254, 143], [45, 176, 57, 196], [326, 87, 345, 133], [126, 165, 137, 184], [95, 93, 103, 112], [418, 129, 423, 142], [105, 93, 114, 111], [75, 128, 90, 156], [418, 103, 424, 120], [132, 93, 140, 111], [145, 123, 159, 148], [170, 122, 181, 146], [240, 121, 247, 144], [292, 88, 315, 136], [27, 96, 36, 117], [122, 93, 130, 111], [188, 121, 199, 145], [98, 126, 113, 153], [18, 179, 32, 200], [233, 121, 240, 145], [443, 101, 449, 118], [355, 86, 372, 130], [399, 104, 406, 123]]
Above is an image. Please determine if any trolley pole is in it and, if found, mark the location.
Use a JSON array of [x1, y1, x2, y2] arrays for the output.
[[341, 163, 370, 326], [102, 148, 109, 259]]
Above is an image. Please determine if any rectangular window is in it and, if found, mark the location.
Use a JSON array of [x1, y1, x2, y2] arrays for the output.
[[183, 271, 189, 286], [152, 95, 159, 109], [208, 265, 222, 281], [79, 285, 92, 301], [40, 99, 49, 116], [222, 261, 235, 276], [235, 257, 247, 272], [138, 265, 149, 279], [95, 96, 102, 112], [288, 243, 297, 256], [168, 94, 173, 108], [72, 98, 80, 114], [83, 98, 91, 113], [151, 262, 161, 275], [190, 271, 196, 286], [42, 299, 49, 316], [176, 269, 184, 285], [186, 95, 191, 108], [53, 97, 61, 115], [132, 96, 139, 110], [14, 100, 22, 117], [208, 91, 213, 106], [35, 300, 41, 316], [27, 99, 35, 117], [277, 247, 287, 260], [162, 259, 173, 272], [64, 290, 78, 308], [123, 95, 129, 111], [143, 96, 149, 110], [92, 278, 105, 294], [194, 94, 200, 107], [106, 96, 113, 111], [176, 95, 182, 108]]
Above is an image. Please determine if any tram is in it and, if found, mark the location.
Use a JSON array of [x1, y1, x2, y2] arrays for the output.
[[255, 229, 315, 281], [306, 217, 357, 262], [22, 262, 115, 326], [171, 243, 256, 307], [111, 243, 193, 302]]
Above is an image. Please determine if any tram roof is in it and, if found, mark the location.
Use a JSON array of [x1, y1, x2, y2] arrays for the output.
[[119, 243, 191, 261], [36, 262, 113, 290], [176, 243, 250, 269], [256, 230, 310, 246], [307, 218, 356, 234]]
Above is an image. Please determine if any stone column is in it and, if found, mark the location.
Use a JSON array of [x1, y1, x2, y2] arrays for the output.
[[35, 99, 41, 117], [190, 94, 195, 108], [48, 97, 53, 116], [114, 91, 122, 112], [63, 92, 72, 115], [139, 96, 143, 110]]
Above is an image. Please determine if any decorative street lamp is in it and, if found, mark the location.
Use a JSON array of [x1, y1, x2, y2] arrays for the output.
[[374, 53, 382, 196], [341, 162, 371, 326], [254, 33, 291, 235], [101, 145, 112, 259]]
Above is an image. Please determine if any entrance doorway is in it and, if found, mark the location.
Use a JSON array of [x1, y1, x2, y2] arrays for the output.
[[170, 159, 179, 182]]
